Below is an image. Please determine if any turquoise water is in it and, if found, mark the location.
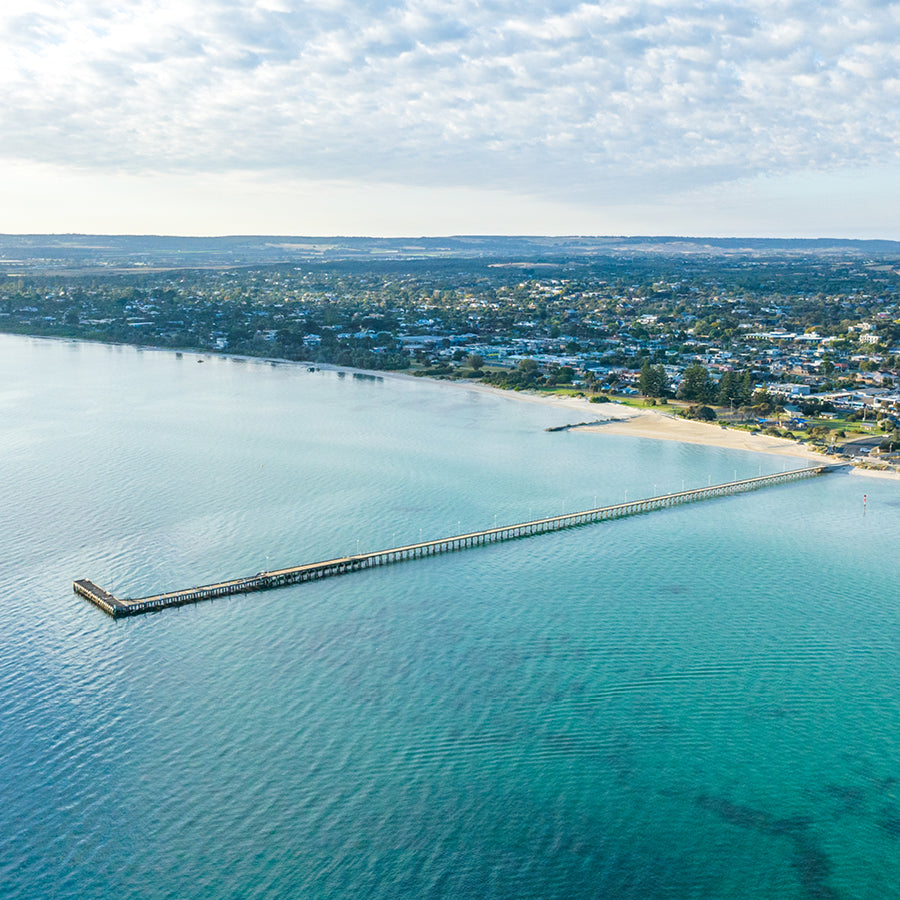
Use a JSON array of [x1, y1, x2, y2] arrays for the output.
[[2, 334, 900, 899]]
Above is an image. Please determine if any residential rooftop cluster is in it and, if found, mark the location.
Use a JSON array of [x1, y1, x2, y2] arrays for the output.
[[3, 246, 900, 463]]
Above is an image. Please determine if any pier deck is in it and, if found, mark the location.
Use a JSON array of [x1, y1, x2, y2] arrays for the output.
[[75, 465, 835, 618]]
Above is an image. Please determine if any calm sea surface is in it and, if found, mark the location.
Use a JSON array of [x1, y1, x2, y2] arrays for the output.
[[2, 333, 900, 899]]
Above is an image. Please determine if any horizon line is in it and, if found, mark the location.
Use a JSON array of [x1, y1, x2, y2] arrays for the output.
[[3, 232, 900, 243]]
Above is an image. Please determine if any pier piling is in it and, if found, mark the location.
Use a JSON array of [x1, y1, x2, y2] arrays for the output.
[[75, 465, 834, 618]]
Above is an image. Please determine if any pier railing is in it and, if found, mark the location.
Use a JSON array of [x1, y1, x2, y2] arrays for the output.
[[75, 465, 833, 618]]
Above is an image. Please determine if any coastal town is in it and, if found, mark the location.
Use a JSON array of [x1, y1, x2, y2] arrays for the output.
[[3, 237, 900, 468]]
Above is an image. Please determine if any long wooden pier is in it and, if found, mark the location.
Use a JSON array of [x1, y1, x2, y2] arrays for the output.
[[75, 465, 834, 618]]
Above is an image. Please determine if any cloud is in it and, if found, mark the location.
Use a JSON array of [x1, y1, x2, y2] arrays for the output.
[[1, 0, 899, 206]]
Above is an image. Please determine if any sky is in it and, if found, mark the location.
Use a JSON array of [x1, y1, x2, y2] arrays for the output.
[[1, 0, 899, 237]]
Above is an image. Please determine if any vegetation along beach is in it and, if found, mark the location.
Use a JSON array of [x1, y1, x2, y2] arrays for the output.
[[5, 235, 899, 477]]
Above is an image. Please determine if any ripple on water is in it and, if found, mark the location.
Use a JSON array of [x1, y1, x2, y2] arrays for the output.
[[2, 336, 900, 899]]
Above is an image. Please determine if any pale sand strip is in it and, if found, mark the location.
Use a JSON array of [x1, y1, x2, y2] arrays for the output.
[[580, 407, 899, 480], [447, 381, 900, 481], [451, 381, 826, 459], [582, 410, 832, 461]]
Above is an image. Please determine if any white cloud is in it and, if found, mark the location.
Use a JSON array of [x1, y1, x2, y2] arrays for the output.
[[1, 0, 899, 231]]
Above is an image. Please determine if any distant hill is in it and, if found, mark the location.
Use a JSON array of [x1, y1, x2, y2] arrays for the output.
[[2, 233, 899, 272]]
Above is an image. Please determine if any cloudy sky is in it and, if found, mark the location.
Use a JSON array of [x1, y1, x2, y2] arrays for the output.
[[1, 0, 898, 236]]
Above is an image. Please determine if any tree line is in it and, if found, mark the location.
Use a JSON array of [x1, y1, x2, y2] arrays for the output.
[[639, 361, 755, 405]]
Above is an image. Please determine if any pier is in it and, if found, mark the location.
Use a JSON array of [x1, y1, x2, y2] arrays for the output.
[[75, 465, 834, 618]]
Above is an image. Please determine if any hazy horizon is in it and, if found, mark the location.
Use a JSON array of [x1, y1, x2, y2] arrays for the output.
[[4, 231, 900, 243]]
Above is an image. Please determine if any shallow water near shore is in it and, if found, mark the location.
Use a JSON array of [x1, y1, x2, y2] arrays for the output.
[[2, 333, 900, 900]]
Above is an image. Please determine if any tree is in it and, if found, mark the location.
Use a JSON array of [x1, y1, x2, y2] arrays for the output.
[[716, 370, 750, 405], [716, 370, 736, 405], [880, 430, 900, 453], [639, 361, 668, 397], [467, 353, 485, 371], [277, 326, 307, 360], [738, 371, 753, 405], [682, 404, 716, 421], [677, 364, 714, 403], [751, 387, 773, 415]]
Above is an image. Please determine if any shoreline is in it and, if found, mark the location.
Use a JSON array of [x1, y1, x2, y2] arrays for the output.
[[384, 375, 900, 480], [7, 332, 899, 480], [465, 384, 900, 480]]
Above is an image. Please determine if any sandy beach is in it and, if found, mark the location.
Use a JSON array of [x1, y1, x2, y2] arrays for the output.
[[444, 378, 900, 480], [581, 408, 833, 461], [447, 379, 825, 459]]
